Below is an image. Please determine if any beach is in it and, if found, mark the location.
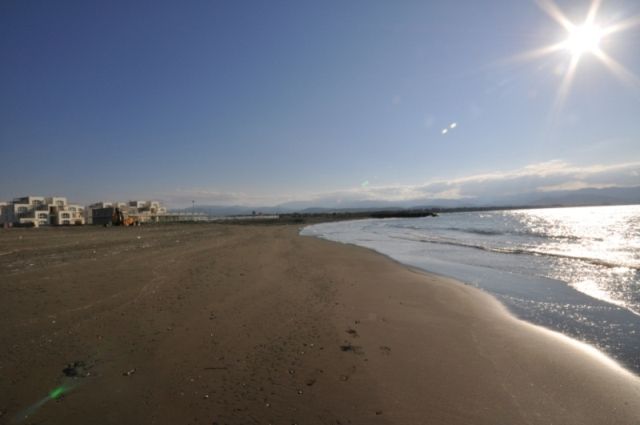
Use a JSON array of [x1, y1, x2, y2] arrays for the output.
[[1, 224, 639, 424]]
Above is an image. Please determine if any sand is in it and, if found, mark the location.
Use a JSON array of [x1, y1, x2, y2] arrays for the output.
[[1, 223, 639, 424]]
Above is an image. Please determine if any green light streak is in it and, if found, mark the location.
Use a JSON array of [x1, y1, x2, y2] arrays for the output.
[[49, 387, 65, 399]]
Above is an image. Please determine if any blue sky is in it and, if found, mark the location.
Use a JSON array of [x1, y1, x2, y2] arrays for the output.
[[1, 0, 639, 207]]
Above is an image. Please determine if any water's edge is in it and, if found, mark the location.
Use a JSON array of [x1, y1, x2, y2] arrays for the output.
[[300, 222, 640, 376]]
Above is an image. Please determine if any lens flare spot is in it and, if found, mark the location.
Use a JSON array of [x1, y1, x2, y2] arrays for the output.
[[49, 387, 65, 400]]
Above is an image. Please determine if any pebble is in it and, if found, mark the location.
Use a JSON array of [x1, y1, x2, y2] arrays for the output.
[[123, 368, 136, 376]]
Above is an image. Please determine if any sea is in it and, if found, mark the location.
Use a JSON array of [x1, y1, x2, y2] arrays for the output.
[[301, 205, 640, 374]]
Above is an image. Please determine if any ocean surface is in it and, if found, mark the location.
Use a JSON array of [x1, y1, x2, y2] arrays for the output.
[[301, 205, 640, 374]]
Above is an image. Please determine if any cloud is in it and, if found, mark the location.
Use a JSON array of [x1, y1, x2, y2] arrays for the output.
[[153, 188, 299, 208], [536, 181, 614, 192], [400, 160, 640, 200], [306, 160, 640, 205], [157, 160, 640, 207]]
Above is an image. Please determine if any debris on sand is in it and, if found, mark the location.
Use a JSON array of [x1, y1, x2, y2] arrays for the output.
[[122, 368, 136, 376], [345, 328, 359, 337], [339, 343, 363, 354], [62, 361, 91, 378]]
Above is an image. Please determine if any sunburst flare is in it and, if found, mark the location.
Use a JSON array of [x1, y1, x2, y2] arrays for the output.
[[511, 0, 640, 113]]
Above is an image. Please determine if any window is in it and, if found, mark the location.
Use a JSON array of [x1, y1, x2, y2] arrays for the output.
[[61, 213, 70, 219]]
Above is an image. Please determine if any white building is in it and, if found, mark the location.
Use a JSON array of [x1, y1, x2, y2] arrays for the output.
[[89, 200, 167, 225], [0, 196, 85, 227]]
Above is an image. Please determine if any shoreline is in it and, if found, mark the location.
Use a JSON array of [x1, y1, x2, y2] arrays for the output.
[[305, 228, 640, 423], [301, 214, 640, 376], [1, 224, 639, 424], [311, 235, 640, 378], [372, 244, 640, 379]]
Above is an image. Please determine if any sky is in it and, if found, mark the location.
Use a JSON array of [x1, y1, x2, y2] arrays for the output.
[[1, 0, 639, 207]]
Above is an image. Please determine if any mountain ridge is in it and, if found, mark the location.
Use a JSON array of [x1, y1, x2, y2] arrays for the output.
[[171, 186, 640, 215]]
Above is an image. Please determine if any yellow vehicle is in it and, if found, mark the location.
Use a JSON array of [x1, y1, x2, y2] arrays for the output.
[[112, 207, 139, 226]]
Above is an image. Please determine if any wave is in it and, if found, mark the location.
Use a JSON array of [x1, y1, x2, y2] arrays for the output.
[[387, 223, 602, 242], [387, 233, 640, 270], [443, 227, 508, 236]]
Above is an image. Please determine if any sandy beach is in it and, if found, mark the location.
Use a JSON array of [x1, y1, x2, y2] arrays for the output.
[[1, 223, 639, 424]]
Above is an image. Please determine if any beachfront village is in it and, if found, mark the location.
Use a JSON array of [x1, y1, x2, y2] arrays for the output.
[[0, 195, 170, 228], [0, 195, 283, 228]]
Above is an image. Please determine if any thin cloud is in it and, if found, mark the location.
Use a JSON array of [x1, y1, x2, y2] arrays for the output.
[[307, 160, 640, 203], [154, 188, 298, 208], [158, 160, 640, 207]]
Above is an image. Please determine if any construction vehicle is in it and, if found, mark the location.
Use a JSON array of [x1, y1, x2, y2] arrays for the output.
[[111, 207, 139, 226]]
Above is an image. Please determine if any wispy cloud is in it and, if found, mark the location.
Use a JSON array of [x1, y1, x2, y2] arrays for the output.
[[298, 160, 640, 205], [157, 160, 640, 207], [154, 188, 301, 208]]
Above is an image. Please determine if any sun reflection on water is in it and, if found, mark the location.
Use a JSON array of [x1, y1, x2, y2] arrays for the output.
[[511, 206, 640, 314]]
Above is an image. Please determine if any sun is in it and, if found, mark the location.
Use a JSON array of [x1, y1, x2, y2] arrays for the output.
[[564, 23, 603, 58], [505, 0, 640, 114]]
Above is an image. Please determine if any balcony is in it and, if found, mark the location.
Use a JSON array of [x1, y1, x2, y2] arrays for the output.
[[16, 212, 35, 219]]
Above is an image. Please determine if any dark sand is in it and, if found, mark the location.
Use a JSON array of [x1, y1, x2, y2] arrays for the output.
[[1, 224, 639, 424]]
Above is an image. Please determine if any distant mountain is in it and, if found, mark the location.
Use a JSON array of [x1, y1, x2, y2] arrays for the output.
[[172, 186, 640, 215], [278, 197, 482, 211], [278, 199, 403, 212], [171, 205, 291, 216], [523, 186, 640, 207], [469, 186, 640, 208], [402, 186, 640, 210]]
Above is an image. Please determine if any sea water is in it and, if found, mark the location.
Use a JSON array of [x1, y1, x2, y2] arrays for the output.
[[301, 205, 640, 374]]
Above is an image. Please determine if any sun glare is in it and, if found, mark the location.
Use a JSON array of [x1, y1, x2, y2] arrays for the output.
[[564, 23, 603, 57], [504, 0, 640, 115]]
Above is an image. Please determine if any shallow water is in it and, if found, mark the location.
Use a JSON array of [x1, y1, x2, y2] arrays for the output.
[[301, 205, 640, 374]]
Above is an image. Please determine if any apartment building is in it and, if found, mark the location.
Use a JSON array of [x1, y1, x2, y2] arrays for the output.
[[89, 200, 167, 225], [0, 196, 85, 227]]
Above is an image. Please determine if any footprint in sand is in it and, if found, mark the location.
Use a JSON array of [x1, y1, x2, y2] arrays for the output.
[[339, 343, 364, 355]]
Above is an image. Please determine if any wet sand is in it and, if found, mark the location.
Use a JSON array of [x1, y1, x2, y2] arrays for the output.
[[1, 224, 639, 424]]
